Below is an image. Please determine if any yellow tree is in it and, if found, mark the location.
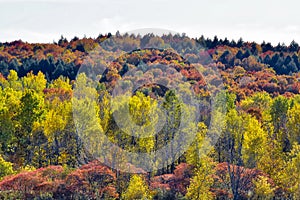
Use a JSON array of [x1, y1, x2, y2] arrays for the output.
[[22, 71, 47, 94], [281, 143, 300, 199], [43, 98, 71, 165], [185, 122, 211, 167], [257, 137, 285, 191], [129, 92, 157, 154], [287, 102, 300, 145], [122, 174, 153, 200], [98, 90, 112, 133], [7, 70, 22, 91], [0, 155, 14, 180], [223, 109, 245, 200], [252, 175, 275, 200], [14, 89, 45, 167], [186, 156, 215, 200], [111, 91, 158, 155], [242, 115, 268, 168], [0, 87, 21, 154], [72, 73, 106, 165]]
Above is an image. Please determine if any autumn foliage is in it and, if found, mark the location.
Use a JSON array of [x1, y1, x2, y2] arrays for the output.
[[0, 33, 300, 199]]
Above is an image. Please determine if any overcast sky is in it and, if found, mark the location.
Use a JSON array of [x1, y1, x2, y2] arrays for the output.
[[0, 0, 299, 44]]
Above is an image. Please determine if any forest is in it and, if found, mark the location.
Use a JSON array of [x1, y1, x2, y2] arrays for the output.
[[0, 32, 300, 199]]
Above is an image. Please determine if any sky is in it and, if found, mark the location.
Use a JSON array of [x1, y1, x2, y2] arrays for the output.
[[0, 0, 299, 45]]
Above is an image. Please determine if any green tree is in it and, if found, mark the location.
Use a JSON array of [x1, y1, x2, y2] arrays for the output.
[[270, 96, 290, 151]]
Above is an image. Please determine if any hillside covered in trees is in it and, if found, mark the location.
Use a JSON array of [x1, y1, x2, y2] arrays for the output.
[[0, 33, 300, 199]]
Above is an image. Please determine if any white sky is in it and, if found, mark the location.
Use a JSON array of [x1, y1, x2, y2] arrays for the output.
[[0, 0, 299, 44]]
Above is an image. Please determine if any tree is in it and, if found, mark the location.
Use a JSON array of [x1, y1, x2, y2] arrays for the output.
[[13, 89, 45, 166], [223, 109, 245, 200], [281, 143, 300, 199], [52, 59, 66, 79], [159, 89, 187, 173], [257, 142, 300, 198], [122, 174, 153, 200], [242, 115, 268, 168], [146, 36, 166, 49], [39, 58, 53, 81], [43, 100, 69, 166], [252, 175, 275, 200], [236, 50, 243, 60], [261, 42, 273, 52], [8, 59, 20, 73], [72, 73, 104, 165], [186, 156, 215, 200], [22, 71, 47, 93], [109, 91, 159, 171], [257, 139, 285, 192], [211, 35, 220, 48], [292, 54, 299, 69], [270, 96, 290, 151], [0, 61, 9, 77], [287, 60, 298, 74], [58, 35, 68, 47], [215, 106, 263, 199], [65, 161, 118, 199], [185, 122, 209, 167], [263, 55, 271, 65], [289, 40, 299, 52], [7, 70, 22, 91], [240, 92, 272, 113], [0, 155, 14, 180], [98, 90, 112, 133], [219, 50, 231, 66], [128, 92, 157, 153], [287, 102, 300, 144], [0, 87, 20, 154], [237, 38, 243, 48]]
